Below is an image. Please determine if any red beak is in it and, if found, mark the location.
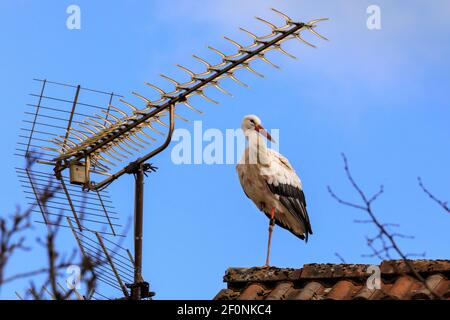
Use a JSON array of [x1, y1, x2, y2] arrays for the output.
[[255, 124, 274, 142]]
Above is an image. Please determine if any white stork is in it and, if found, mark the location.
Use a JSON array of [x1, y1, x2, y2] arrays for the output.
[[236, 115, 312, 267]]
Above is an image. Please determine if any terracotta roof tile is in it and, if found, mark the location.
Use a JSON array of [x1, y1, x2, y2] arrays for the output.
[[353, 286, 381, 300], [215, 259, 450, 300], [295, 281, 324, 300], [214, 289, 240, 300], [325, 280, 355, 300], [388, 275, 420, 299], [224, 267, 300, 284], [380, 259, 450, 274], [238, 283, 266, 300], [301, 263, 368, 279], [265, 282, 293, 300]]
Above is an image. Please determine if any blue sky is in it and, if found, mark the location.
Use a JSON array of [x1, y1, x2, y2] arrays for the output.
[[0, 0, 449, 299]]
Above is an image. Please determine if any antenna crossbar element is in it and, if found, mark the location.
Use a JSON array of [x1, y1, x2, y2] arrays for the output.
[[96, 232, 130, 298], [52, 15, 328, 183]]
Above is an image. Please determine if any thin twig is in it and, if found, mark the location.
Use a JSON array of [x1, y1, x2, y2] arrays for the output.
[[418, 177, 449, 214], [334, 252, 347, 264]]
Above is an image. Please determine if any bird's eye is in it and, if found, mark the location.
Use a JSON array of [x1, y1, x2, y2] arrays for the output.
[[250, 119, 255, 125]]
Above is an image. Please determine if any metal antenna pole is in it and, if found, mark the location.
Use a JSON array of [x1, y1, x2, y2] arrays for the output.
[[132, 163, 144, 300], [127, 162, 156, 300]]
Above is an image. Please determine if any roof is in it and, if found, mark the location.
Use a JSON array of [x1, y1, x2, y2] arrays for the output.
[[214, 259, 450, 300]]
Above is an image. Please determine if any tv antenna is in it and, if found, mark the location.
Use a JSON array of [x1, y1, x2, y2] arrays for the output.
[[16, 8, 328, 299]]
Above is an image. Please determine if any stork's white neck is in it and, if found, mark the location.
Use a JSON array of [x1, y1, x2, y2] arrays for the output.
[[244, 129, 270, 165]]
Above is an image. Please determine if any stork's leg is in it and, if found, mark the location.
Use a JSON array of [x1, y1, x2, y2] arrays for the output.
[[264, 207, 276, 267]]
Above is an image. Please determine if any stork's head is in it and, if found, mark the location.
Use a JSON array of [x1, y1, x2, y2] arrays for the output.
[[241, 114, 274, 142]]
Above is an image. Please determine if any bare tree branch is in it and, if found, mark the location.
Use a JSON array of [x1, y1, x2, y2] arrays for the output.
[[0, 207, 32, 285], [328, 153, 442, 299], [0, 153, 101, 300]]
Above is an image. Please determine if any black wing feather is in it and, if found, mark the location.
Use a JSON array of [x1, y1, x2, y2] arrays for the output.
[[267, 182, 313, 242]]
